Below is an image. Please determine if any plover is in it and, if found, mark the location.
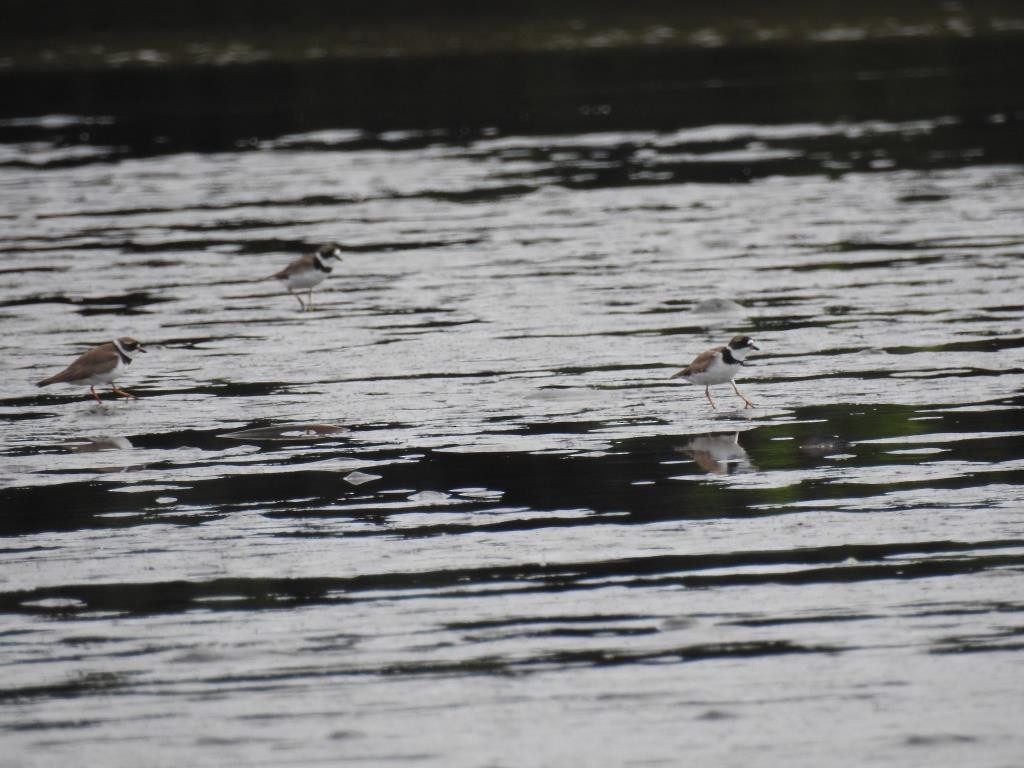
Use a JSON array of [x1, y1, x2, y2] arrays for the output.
[[37, 337, 147, 404], [671, 335, 759, 410], [269, 242, 343, 310]]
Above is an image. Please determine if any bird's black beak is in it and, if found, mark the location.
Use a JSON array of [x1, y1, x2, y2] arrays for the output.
[[749, 343, 760, 351], [138, 345, 148, 353]]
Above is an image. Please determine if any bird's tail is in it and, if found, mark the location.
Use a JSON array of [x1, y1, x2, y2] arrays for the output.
[[669, 368, 689, 379], [37, 372, 67, 387]]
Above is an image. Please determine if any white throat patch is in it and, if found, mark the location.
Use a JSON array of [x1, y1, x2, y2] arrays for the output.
[[112, 338, 132, 363], [728, 345, 751, 362]]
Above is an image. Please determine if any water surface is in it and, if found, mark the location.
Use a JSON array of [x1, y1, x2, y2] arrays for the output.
[[1, 28, 1024, 768]]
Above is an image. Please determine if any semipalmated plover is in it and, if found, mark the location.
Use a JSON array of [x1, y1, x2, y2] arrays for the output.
[[269, 242, 342, 310], [671, 335, 759, 410], [37, 337, 146, 404]]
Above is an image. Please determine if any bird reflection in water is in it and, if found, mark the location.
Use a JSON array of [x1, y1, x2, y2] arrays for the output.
[[65, 436, 136, 473], [68, 436, 134, 453], [678, 432, 753, 475]]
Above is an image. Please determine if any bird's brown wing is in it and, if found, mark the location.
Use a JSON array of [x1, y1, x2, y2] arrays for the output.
[[270, 254, 314, 280], [37, 343, 119, 386], [670, 346, 723, 379]]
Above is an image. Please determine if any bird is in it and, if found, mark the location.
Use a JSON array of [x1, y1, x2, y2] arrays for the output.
[[37, 337, 147, 404], [671, 335, 759, 410], [268, 243, 343, 310]]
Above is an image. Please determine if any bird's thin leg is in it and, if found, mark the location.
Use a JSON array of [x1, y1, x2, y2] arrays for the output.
[[89, 385, 103, 404], [112, 385, 137, 400], [704, 386, 717, 410], [307, 289, 315, 311], [732, 381, 754, 409], [290, 290, 305, 310]]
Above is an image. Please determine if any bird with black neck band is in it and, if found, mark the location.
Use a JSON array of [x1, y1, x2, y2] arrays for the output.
[[671, 335, 759, 410], [37, 337, 147, 404], [267, 242, 343, 311]]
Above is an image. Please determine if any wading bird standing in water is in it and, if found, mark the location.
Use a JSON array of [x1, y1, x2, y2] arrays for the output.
[[671, 335, 759, 410], [268, 243, 343, 311], [37, 337, 147, 404]]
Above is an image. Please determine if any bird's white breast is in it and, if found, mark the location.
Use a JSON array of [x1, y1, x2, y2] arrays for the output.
[[78, 356, 123, 385], [282, 269, 327, 290], [685, 355, 740, 385]]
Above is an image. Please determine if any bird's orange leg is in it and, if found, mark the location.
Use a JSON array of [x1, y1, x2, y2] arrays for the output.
[[89, 386, 103, 404], [111, 385, 137, 400], [705, 386, 717, 410], [732, 381, 754, 409]]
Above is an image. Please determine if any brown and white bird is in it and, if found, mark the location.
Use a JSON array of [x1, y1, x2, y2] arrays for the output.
[[37, 337, 147, 404], [269, 243, 343, 310], [671, 335, 759, 410]]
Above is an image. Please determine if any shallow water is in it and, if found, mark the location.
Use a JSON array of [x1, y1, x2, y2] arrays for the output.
[[2, 41, 1024, 767]]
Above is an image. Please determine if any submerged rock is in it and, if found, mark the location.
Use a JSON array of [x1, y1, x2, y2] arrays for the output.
[[218, 423, 350, 442], [692, 298, 747, 315]]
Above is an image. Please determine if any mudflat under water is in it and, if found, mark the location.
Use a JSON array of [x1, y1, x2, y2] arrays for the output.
[[2, 26, 1024, 768]]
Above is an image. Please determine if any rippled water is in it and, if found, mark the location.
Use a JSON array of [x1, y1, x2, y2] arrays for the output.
[[2, 59, 1024, 766]]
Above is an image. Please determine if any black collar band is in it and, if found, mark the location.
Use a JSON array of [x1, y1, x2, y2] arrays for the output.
[[723, 347, 752, 366]]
